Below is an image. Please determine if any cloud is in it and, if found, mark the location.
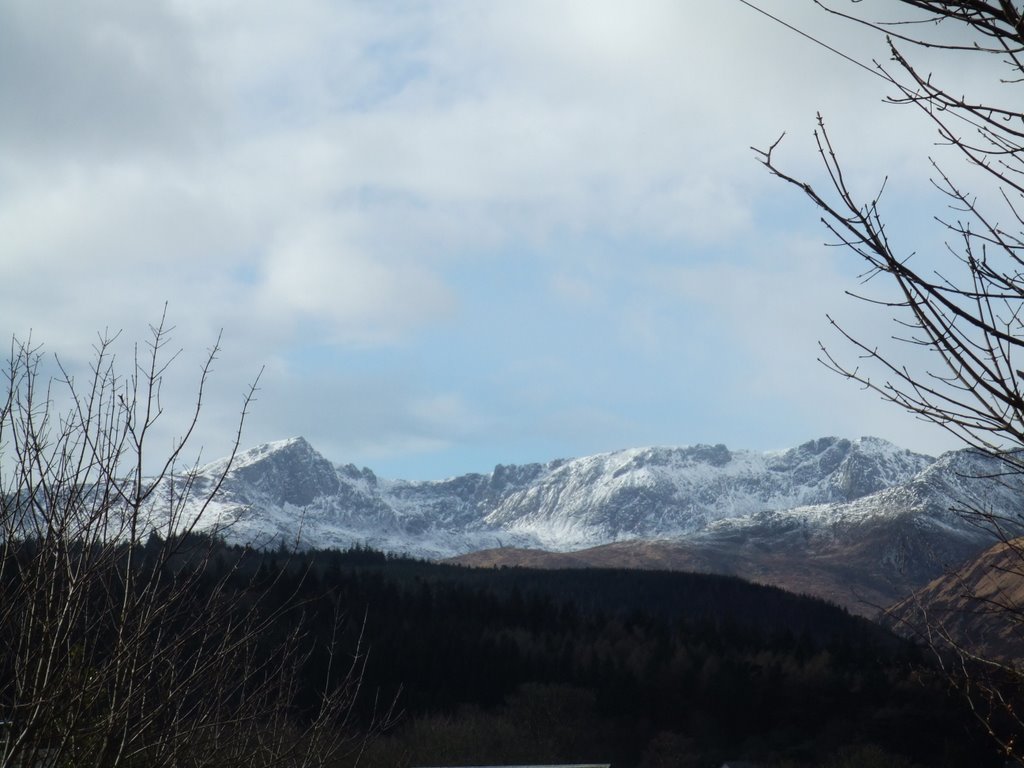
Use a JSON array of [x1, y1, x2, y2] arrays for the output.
[[0, 0, 989, 475], [659, 229, 965, 457], [258, 216, 454, 344], [0, 0, 213, 162]]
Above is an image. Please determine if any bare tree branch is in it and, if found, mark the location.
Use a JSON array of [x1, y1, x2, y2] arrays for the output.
[[0, 321, 372, 768], [757, 2, 1024, 761]]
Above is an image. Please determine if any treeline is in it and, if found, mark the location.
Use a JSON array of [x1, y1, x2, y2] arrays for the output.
[[2, 534, 1004, 767], [208, 540, 1000, 767]]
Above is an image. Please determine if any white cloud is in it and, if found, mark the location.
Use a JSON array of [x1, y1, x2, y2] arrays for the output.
[[0, 0, 213, 161], [0, 0, 996, 473], [258, 217, 454, 345], [660, 230, 966, 457]]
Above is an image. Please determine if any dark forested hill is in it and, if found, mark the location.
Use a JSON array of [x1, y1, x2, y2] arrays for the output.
[[11, 534, 993, 767], [223, 544, 999, 768]]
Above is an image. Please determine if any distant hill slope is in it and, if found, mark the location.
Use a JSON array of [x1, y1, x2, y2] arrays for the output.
[[885, 536, 1024, 659], [158, 435, 1023, 614]]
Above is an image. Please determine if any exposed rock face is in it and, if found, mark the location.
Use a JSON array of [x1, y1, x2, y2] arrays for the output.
[[232, 437, 340, 507]]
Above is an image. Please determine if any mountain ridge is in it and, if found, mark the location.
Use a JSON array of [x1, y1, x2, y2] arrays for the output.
[[158, 434, 1022, 614], [189, 434, 936, 548]]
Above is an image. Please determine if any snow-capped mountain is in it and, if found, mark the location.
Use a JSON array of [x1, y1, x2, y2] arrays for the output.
[[452, 446, 1024, 613], [480, 436, 934, 547], [171, 434, 960, 554], [158, 434, 1024, 614]]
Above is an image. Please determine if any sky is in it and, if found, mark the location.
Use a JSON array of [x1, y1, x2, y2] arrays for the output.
[[0, 1, 984, 479]]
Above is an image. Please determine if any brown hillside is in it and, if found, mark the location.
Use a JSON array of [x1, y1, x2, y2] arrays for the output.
[[448, 539, 905, 618], [886, 537, 1024, 661]]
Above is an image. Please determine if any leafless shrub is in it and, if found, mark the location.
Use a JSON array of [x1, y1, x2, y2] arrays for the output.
[[0, 313, 377, 768]]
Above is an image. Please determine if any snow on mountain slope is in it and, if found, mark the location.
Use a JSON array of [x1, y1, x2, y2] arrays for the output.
[[169, 437, 552, 556], [160, 435, 951, 558], [482, 437, 935, 548], [708, 447, 1024, 535], [696, 448, 1024, 588]]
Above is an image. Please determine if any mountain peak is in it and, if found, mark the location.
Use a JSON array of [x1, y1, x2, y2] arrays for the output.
[[228, 436, 339, 507], [221, 436, 312, 470]]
